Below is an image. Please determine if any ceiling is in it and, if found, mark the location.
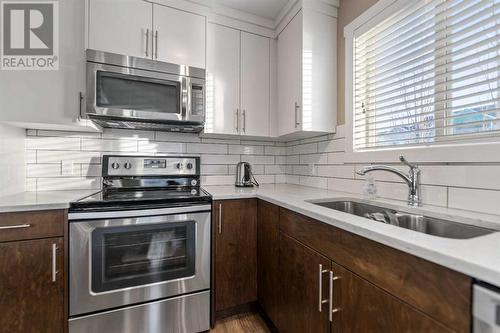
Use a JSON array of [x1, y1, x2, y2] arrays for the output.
[[195, 0, 291, 21]]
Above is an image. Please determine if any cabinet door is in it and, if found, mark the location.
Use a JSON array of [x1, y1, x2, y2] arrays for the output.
[[241, 32, 270, 137], [88, 0, 152, 59], [331, 262, 453, 333], [257, 200, 280, 325], [153, 4, 205, 68], [278, 233, 330, 333], [213, 200, 257, 313], [0, 0, 86, 129], [205, 24, 241, 135], [277, 10, 303, 136], [0, 238, 64, 333]]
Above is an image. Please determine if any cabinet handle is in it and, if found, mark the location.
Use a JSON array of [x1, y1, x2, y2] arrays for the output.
[[295, 102, 301, 128], [242, 109, 246, 133], [328, 270, 341, 322], [235, 109, 240, 133], [218, 203, 222, 234], [0, 224, 30, 230], [51, 243, 58, 283], [318, 264, 329, 312], [145, 29, 149, 57], [155, 30, 159, 59]]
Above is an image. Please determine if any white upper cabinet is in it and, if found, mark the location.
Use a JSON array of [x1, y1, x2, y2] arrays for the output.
[[88, 0, 152, 59], [278, 11, 303, 137], [205, 23, 241, 135], [153, 4, 205, 68], [241, 32, 270, 137], [0, 0, 89, 131], [88, 0, 206, 68], [277, 4, 338, 139], [205, 24, 272, 137]]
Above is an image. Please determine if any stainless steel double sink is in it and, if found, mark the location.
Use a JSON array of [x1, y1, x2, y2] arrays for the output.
[[310, 199, 496, 239]]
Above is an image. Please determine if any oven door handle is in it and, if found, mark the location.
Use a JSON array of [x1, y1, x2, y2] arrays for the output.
[[69, 204, 212, 220]]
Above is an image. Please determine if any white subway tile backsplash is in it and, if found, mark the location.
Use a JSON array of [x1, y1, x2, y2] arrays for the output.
[[318, 138, 345, 153], [24, 125, 500, 216], [201, 165, 228, 175], [264, 146, 286, 156], [102, 128, 154, 140], [242, 155, 275, 165], [27, 164, 61, 178], [228, 145, 264, 155], [187, 143, 227, 154], [138, 141, 186, 153], [26, 136, 81, 151], [37, 150, 100, 164], [156, 132, 201, 143], [82, 138, 138, 152], [317, 165, 355, 179], [299, 153, 328, 165], [448, 187, 500, 215], [201, 154, 240, 165]]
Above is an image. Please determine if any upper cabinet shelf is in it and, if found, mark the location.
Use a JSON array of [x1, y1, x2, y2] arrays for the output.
[[87, 0, 206, 69]]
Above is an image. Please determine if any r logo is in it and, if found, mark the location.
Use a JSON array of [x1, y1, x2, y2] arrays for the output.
[[3, 3, 53, 55], [1, 1, 58, 70]]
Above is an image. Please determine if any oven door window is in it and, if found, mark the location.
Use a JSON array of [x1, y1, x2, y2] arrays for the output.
[[96, 71, 180, 114], [91, 221, 195, 293]]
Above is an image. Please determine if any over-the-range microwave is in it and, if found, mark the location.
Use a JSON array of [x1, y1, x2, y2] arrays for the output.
[[84, 49, 205, 133]]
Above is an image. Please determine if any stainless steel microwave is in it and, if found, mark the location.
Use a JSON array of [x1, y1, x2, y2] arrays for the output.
[[85, 49, 205, 133]]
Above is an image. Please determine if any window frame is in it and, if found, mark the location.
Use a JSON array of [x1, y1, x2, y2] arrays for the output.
[[344, 0, 500, 163]]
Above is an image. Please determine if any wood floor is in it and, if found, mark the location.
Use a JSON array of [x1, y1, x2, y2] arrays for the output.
[[210, 312, 271, 333]]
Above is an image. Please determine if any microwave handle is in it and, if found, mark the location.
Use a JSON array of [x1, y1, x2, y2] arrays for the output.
[[182, 77, 189, 120]]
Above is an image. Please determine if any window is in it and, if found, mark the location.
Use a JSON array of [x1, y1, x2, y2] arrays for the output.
[[352, 0, 500, 151]]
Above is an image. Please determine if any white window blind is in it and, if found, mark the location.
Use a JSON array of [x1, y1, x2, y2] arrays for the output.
[[353, 0, 500, 150]]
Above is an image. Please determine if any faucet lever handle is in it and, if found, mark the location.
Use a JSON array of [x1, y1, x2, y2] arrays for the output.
[[399, 155, 417, 169]]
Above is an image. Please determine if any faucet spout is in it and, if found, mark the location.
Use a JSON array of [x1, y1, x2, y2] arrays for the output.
[[356, 156, 421, 206]]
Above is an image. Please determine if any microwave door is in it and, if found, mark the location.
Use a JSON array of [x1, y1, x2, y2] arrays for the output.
[[88, 64, 184, 122]]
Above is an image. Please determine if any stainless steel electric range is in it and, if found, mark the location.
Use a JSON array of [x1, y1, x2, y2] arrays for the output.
[[68, 155, 211, 333]]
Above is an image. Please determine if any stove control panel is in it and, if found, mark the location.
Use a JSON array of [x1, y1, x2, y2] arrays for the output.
[[104, 156, 199, 177]]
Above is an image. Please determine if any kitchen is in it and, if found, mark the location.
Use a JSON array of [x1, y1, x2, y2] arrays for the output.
[[0, 0, 499, 332]]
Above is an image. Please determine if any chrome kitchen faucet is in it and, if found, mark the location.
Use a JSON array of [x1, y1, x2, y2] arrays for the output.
[[356, 156, 421, 207]]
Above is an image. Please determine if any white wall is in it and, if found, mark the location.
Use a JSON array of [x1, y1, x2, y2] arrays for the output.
[[0, 124, 25, 196], [284, 125, 500, 216], [25, 128, 287, 191]]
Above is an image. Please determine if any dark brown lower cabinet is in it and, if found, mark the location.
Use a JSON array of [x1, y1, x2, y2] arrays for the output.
[[278, 233, 330, 333], [257, 200, 280, 325], [331, 262, 453, 333], [0, 237, 64, 333], [213, 199, 258, 315]]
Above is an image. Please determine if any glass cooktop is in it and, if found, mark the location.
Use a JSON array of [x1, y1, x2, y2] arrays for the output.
[[70, 187, 212, 212]]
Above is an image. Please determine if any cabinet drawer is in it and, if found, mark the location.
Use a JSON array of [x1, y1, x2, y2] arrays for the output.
[[0, 210, 65, 242], [279, 207, 471, 333]]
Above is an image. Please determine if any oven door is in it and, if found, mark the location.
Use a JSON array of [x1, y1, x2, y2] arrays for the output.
[[86, 62, 189, 122], [69, 206, 210, 316]]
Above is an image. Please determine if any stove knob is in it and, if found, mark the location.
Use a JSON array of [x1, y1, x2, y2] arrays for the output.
[[186, 163, 193, 170], [111, 162, 120, 170], [124, 162, 132, 170], [176, 163, 183, 169]]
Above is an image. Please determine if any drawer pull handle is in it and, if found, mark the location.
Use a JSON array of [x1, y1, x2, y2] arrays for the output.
[[0, 224, 31, 230], [318, 264, 329, 312], [52, 243, 58, 283], [329, 271, 341, 322]]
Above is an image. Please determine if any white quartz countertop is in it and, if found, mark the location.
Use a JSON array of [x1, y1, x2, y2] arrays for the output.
[[0, 190, 96, 213], [203, 184, 500, 287]]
